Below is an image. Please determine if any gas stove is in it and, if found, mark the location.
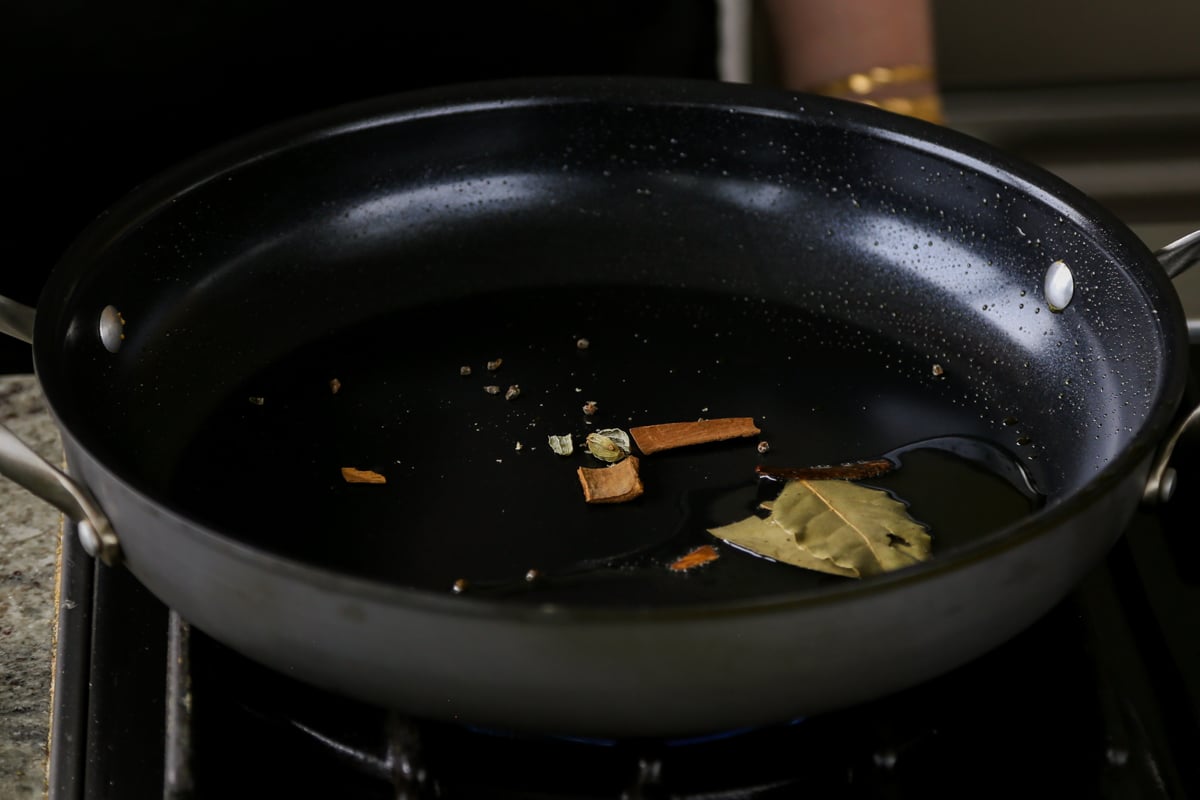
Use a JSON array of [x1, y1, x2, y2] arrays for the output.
[[34, 69, 1200, 800], [6, 0, 1198, 793], [46, 397, 1200, 798]]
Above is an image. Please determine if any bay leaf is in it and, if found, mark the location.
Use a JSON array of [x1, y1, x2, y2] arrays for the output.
[[709, 514, 858, 578], [708, 479, 930, 578]]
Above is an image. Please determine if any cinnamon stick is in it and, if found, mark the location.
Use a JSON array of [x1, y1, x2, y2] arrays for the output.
[[577, 456, 644, 504], [629, 418, 760, 455], [341, 467, 387, 484], [755, 459, 894, 482]]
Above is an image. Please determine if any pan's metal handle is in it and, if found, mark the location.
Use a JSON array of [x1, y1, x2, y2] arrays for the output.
[[0, 295, 36, 344], [1158, 229, 1200, 280], [0, 293, 121, 564], [1143, 230, 1200, 505], [0, 422, 120, 565], [1142, 404, 1200, 505]]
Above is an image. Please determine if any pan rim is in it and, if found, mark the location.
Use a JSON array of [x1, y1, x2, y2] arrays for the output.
[[33, 75, 1190, 622]]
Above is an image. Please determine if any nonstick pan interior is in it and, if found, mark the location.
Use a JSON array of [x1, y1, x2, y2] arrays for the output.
[[33, 79, 1183, 608]]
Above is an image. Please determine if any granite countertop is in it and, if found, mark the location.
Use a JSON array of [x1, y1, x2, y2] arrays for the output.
[[0, 375, 63, 799]]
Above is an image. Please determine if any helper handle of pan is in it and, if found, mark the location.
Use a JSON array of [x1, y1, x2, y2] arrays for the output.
[[1143, 229, 1200, 504], [1158, 229, 1200, 280], [0, 295, 35, 344], [0, 295, 120, 564], [0, 230, 1198, 560], [0, 423, 119, 565]]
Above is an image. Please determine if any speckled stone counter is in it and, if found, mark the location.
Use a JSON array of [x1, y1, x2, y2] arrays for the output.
[[0, 376, 63, 799]]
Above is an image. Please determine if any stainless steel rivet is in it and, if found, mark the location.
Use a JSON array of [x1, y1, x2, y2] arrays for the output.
[[99, 305, 124, 353], [1044, 260, 1074, 312], [77, 520, 101, 557]]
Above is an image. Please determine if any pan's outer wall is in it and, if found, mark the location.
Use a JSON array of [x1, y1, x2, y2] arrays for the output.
[[64, 425, 1149, 736]]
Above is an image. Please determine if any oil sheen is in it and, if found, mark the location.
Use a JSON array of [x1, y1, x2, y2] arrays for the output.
[[168, 285, 1043, 607]]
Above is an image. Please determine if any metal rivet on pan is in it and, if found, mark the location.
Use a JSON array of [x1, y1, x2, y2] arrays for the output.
[[1044, 260, 1074, 312], [99, 305, 125, 353], [77, 520, 101, 558]]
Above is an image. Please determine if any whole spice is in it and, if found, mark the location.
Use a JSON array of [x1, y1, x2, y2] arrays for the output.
[[341, 467, 386, 484], [629, 417, 760, 455], [459, 365, 472, 376], [248, 396, 265, 406], [505, 385, 521, 401], [669, 544, 720, 572], [329, 378, 342, 394], [582, 400, 599, 416], [755, 459, 894, 482], [756, 441, 771, 454], [577, 456, 644, 504], [576, 337, 590, 350], [484, 385, 501, 395], [585, 428, 631, 463], [548, 434, 574, 456], [487, 358, 503, 371], [708, 478, 931, 578]]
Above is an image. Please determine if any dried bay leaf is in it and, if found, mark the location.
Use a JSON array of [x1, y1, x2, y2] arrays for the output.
[[709, 514, 858, 578], [708, 480, 930, 578], [771, 480, 931, 575]]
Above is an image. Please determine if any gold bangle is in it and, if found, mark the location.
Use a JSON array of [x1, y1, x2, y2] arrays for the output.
[[810, 64, 935, 99]]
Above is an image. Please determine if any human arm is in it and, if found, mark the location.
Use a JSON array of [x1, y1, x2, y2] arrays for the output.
[[761, 0, 943, 123]]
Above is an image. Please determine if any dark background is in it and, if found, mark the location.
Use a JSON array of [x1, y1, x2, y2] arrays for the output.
[[0, 1, 718, 374]]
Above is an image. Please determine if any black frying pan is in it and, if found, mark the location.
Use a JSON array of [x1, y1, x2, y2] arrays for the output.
[[2, 77, 1198, 737]]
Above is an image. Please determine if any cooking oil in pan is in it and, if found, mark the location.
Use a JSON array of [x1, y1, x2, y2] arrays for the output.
[[515, 435, 1043, 605], [168, 285, 1045, 607]]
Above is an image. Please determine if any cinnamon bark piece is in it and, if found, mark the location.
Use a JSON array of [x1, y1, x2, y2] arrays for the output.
[[669, 544, 720, 572], [629, 418, 761, 455], [755, 459, 894, 482], [341, 467, 387, 484], [577, 456, 644, 504]]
